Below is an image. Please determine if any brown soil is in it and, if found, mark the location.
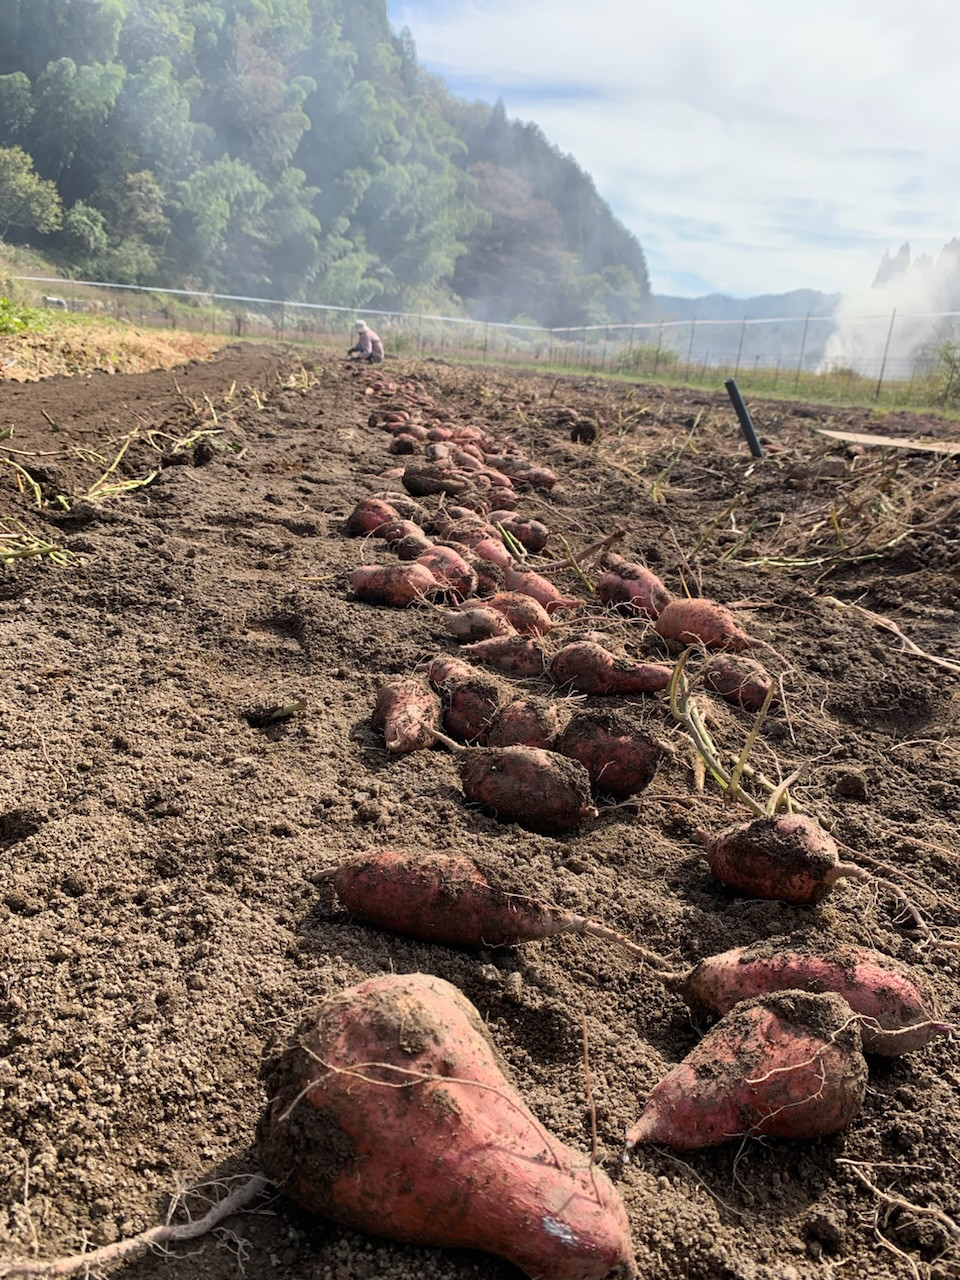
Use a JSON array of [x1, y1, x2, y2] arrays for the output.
[[1, 344, 959, 1280]]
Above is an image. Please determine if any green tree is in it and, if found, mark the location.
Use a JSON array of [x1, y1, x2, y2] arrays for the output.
[[0, 73, 35, 146], [58, 199, 109, 268], [0, 145, 62, 236], [0, 0, 127, 79]]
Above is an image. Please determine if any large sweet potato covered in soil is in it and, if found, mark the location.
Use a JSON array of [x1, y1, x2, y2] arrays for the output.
[[486, 591, 554, 635], [597, 557, 672, 618], [702, 814, 850, 905], [460, 746, 597, 832], [681, 940, 951, 1056], [557, 710, 665, 797], [429, 656, 506, 742], [371, 678, 441, 754], [486, 696, 563, 749], [626, 991, 868, 1151], [461, 634, 547, 678], [703, 654, 777, 711], [258, 973, 637, 1280], [550, 642, 671, 696], [348, 563, 438, 607], [655, 598, 752, 651]]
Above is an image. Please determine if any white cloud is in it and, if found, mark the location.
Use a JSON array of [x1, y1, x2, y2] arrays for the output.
[[392, 0, 960, 296]]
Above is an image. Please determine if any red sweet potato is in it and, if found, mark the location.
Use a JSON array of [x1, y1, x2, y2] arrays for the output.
[[681, 940, 953, 1056], [557, 710, 665, 797], [321, 849, 670, 968], [348, 563, 438, 606], [486, 696, 563, 749], [402, 461, 472, 497], [458, 745, 597, 833], [597, 558, 672, 619], [442, 607, 517, 643], [258, 973, 638, 1280], [655, 598, 752, 651], [486, 591, 554, 635], [428, 656, 505, 742], [462, 634, 547, 678], [625, 991, 867, 1151], [344, 497, 400, 536], [503, 566, 583, 614], [550, 642, 672, 696], [371, 493, 428, 524], [471, 536, 514, 568], [389, 433, 420, 455], [372, 678, 442, 754], [703, 654, 777, 711], [493, 515, 550, 554], [395, 531, 435, 560], [417, 546, 478, 598], [701, 814, 862, 905], [381, 518, 426, 545]]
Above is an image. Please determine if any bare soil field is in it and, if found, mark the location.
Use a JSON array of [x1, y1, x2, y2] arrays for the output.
[[1, 343, 959, 1280]]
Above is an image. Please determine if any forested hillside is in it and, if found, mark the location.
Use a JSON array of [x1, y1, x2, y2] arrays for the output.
[[0, 0, 651, 326]]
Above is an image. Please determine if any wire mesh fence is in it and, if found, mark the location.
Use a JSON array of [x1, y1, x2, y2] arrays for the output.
[[10, 274, 960, 409]]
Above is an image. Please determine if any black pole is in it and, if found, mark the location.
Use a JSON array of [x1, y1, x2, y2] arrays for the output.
[[724, 378, 764, 458]]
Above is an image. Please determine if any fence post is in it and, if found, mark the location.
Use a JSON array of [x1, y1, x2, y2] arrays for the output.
[[653, 323, 663, 375], [280, 302, 285, 339], [733, 317, 747, 378], [794, 313, 810, 390], [417, 313, 423, 355], [875, 308, 897, 399], [685, 320, 696, 376], [601, 326, 609, 370]]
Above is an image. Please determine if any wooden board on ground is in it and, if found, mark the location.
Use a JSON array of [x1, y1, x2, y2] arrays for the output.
[[816, 427, 960, 455]]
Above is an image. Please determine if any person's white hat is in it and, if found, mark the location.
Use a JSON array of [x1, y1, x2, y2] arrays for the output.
[[355, 320, 367, 331]]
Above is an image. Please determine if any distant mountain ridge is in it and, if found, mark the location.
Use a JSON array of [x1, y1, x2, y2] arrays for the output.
[[652, 288, 840, 322]]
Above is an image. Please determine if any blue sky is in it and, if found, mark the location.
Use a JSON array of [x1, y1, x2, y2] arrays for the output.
[[388, 0, 959, 298]]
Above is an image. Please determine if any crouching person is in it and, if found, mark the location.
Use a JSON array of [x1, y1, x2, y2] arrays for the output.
[[347, 319, 384, 363]]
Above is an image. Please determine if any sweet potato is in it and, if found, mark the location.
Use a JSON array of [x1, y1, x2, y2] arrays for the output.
[[492, 515, 550, 554], [486, 696, 563, 749], [402, 461, 472, 497], [625, 991, 867, 1151], [348, 563, 438, 607], [394, 531, 435, 560], [344, 497, 400, 536], [550, 642, 672, 696], [655, 598, 752, 651], [417, 546, 478, 598], [503, 566, 583, 614], [371, 493, 427, 523], [372, 678, 442, 754], [429, 656, 505, 742], [701, 813, 863, 905], [455, 744, 597, 833], [258, 973, 638, 1280], [597, 558, 671, 619], [557, 710, 665, 797], [486, 591, 554, 635], [442, 607, 516, 643], [381, 518, 426, 545], [321, 849, 670, 967], [703, 654, 777, 711], [471, 536, 514, 568], [462, 634, 547, 678], [681, 940, 953, 1056], [389, 433, 420, 455]]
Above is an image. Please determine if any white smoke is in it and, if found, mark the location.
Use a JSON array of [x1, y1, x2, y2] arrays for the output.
[[820, 239, 960, 379]]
